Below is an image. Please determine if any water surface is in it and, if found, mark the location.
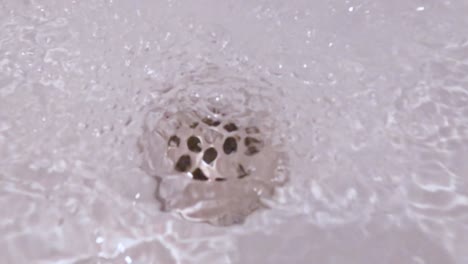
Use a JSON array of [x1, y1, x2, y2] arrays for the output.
[[1, 0, 468, 263]]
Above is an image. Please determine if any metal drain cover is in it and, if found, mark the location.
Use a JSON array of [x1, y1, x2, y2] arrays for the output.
[[139, 106, 287, 226]]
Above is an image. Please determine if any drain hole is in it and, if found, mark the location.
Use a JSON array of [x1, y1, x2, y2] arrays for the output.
[[202, 117, 221, 127], [168, 135, 180, 147], [187, 136, 202, 153], [209, 107, 222, 115], [223, 137, 237, 155], [245, 126, 260, 134], [175, 155, 191, 172], [244, 137, 262, 146], [203, 147, 218, 164], [244, 137, 262, 156], [246, 146, 260, 156], [192, 168, 209, 181], [237, 164, 249, 178], [223, 123, 238, 132]]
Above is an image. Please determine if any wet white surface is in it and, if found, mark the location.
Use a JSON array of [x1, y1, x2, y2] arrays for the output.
[[1, 0, 468, 263]]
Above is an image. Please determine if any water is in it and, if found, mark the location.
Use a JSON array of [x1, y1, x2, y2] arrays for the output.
[[1, 0, 468, 263]]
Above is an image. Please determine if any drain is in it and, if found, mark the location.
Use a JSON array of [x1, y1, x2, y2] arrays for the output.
[[139, 107, 287, 226]]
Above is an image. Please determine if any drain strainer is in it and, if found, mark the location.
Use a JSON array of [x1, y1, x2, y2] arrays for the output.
[[139, 106, 287, 226]]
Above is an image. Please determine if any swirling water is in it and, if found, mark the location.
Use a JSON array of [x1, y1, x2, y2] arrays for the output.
[[1, 0, 468, 263]]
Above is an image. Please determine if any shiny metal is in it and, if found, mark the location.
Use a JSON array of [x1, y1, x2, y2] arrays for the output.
[[139, 108, 287, 226]]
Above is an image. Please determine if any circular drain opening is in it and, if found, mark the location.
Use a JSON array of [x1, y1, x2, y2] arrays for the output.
[[175, 155, 191, 172], [139, 107, 287, 226], [203, 147, 218, 164], [223, 137, 237, 155], [244, 136, 262, 156], [187, 136, 202, 153], [223, 123, 238, 132], [168, 135, 180, 147], [192, 168, 209, 181]]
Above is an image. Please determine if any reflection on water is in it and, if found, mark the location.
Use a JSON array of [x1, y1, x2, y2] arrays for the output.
[[1, 0, 468, 263]]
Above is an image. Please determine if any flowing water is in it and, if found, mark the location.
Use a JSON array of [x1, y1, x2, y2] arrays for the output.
[[1, 0, 468, 263]]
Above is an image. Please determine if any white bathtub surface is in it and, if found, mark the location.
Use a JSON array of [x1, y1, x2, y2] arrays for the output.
[[1, 0, 468, 263]]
